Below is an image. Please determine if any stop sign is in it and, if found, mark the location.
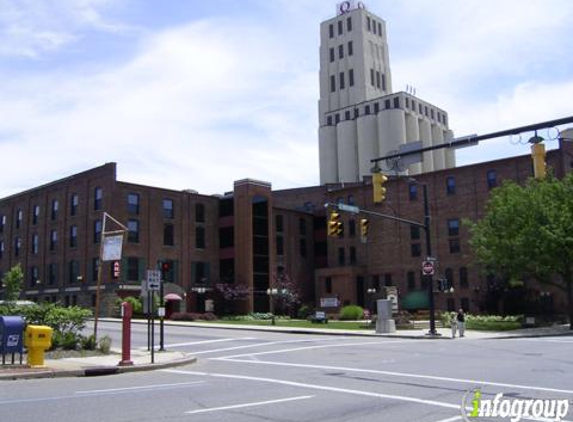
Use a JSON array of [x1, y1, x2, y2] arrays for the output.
[[422, 261, 434, 275]]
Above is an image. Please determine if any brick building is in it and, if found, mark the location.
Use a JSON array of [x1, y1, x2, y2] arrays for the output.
[[1, 135, 572, 316]]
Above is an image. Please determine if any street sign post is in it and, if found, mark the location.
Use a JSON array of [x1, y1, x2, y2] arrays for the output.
[[147, 270, 161, 291]]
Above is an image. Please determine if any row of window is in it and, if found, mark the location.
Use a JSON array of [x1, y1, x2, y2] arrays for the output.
[[329, 69, 355, 92], [328, 16, 353, 38], [128, 194, 207, 221], [325, 96, 448, 128], [0, 190, 98, 233], [329, 41, 353, 62]]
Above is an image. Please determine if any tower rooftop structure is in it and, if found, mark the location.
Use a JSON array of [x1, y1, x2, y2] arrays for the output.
[[318, 2, 456, 184]]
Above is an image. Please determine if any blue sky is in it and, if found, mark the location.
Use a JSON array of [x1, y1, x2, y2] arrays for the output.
[[1, 0, 572, 198]]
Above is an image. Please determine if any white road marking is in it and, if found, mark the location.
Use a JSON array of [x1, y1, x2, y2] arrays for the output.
[[164, 369, 461, 410], [75, 381, 205, 395], [185, 395, 314, 415], [431, 416, 462, 422], [218, 339, 414, 359], [213, 358, 573, 395], [159, 337, 256, 348], [189, 337, 358, 355], [513, 337, 573, 344]]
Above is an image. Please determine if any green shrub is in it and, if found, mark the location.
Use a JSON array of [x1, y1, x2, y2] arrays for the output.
[[297, 304, 315, 319], [117, 296, 143, 315], [80, 334, 97, 351], [339, 305, 363, 321], [98, 336, 112, 354]]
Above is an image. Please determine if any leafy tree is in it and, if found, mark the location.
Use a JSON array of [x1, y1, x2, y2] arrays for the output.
[[2, 264, 24, 302], [468, 174, 573, 328]]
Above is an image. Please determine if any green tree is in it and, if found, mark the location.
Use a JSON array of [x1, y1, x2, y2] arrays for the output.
[[2, 264, 24, 302], [468, 174, 573, 328]]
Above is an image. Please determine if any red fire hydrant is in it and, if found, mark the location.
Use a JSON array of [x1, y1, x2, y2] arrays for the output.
[[118, 301, 133, 366]]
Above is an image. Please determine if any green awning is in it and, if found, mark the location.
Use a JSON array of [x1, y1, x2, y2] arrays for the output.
[[401, 291, 429, 310]]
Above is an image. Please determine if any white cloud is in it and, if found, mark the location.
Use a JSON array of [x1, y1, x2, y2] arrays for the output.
[[0, 17, 319, 197]]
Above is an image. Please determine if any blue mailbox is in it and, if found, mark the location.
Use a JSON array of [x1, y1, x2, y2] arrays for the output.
[[0, 316, 25, 365]]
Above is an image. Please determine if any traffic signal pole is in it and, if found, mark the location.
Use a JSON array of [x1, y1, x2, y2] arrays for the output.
[[422, 184, 437, 336]]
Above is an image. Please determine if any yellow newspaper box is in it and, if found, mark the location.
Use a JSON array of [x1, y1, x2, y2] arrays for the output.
[[24, 325, 53, 367]]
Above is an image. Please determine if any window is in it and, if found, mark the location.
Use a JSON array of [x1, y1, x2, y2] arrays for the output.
[[69, 225, 78, 248], [409, 184, 418, 200], [339, 72, 345, 90], [329, 24, 334, 38], [487, 170, 497, 189], [384, 273, 392, 286], [196, 226, 205, 249], [349, 246, 357, 264], [407, 271, 416, 291], [461, 297, 470, 312], [330, 75, 336, 92], [128, 220, 139, 243], [195, 203, 205, 223], [345, 110, 350, 120], [338, 247, 345, 265], [348, 41, 353, 56], [30, 266, 39, 287], [449, 239, 461, 254], [325, 277, 332, 294], [410, 225, 420, 240], [364, 105, 370, 115], [338, 44, 343, 59], [50, 230, 57, 251], [16, 209, 22, 228], [33, 205, 40, 225], [0, 215, 5, 233], [70, 194, 79, 216], [300, 238, 307, 258], [349, 69, 354, 87], [411, 243, 421, 257], [163, 199, 174, 219], [370, 69, 375, 86], [393, 97, 400, 108], [385, 99, 391, 109], [68, 260, 79, 284], [127, 257, 139, 281], [376, 71, 380, 89], [366, 16, 371, 31], [447, 219, 459, 236], [48, 263, 57, 285], [354, 108, 359, 118], [94, 187, 103, 211], [299, 218, 307, 236], [445, 268, 454, 289], [329, 47, 335, 62], [14, 237, 21, 257], [275, 215, 284, 233], [31, 234, 39, 254], [276, 236, 284, 256], [337, 20, 343, 35], [378, 22, 382, 36], [374, 102, 379, 113], [335, 113, 340, 123], [349, 219, 356, 237], [94, 220, 102, 243], [0, 241, 3, 259], [459, 267, 469, 288], [51, 200, 59, 220], [127, 193, 140, 214], [346, 16, 352, 31], [164, 223, 174, 246], [327, 115, 332, 126], [446, 176, 456, 195], [372, 19, 377, 34]]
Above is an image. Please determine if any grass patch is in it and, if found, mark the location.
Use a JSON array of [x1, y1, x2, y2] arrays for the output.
[[194, 319, 372, 330]]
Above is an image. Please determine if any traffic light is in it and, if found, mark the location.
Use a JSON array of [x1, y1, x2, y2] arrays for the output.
[[531, 142, 546, 179], [360, 218, 369, 237], [328, 211, 343, 237], [160, 260, 172, 282], [112, 261, 121, 279], [372, 172, 389, 203]]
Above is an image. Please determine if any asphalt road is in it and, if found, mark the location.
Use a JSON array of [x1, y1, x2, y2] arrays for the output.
[[1, 322, 572, 422]]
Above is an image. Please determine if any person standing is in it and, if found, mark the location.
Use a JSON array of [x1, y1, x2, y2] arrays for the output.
[[456, 308, 466, 337], [450, 312, 458, 338]]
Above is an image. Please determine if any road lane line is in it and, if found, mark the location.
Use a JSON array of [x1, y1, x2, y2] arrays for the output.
[[159, 337, 256, 348], [185, 395, 314, 415], [217, 339, 414, 359], [164, 369, 461, 410], [213, 358, 573, 395], [431, 416, 462, 422], [190, 337, 357, 355], [75, 381, 205, 395]]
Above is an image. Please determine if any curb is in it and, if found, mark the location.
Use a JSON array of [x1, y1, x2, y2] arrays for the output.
[[0, 355, 197, 381]]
